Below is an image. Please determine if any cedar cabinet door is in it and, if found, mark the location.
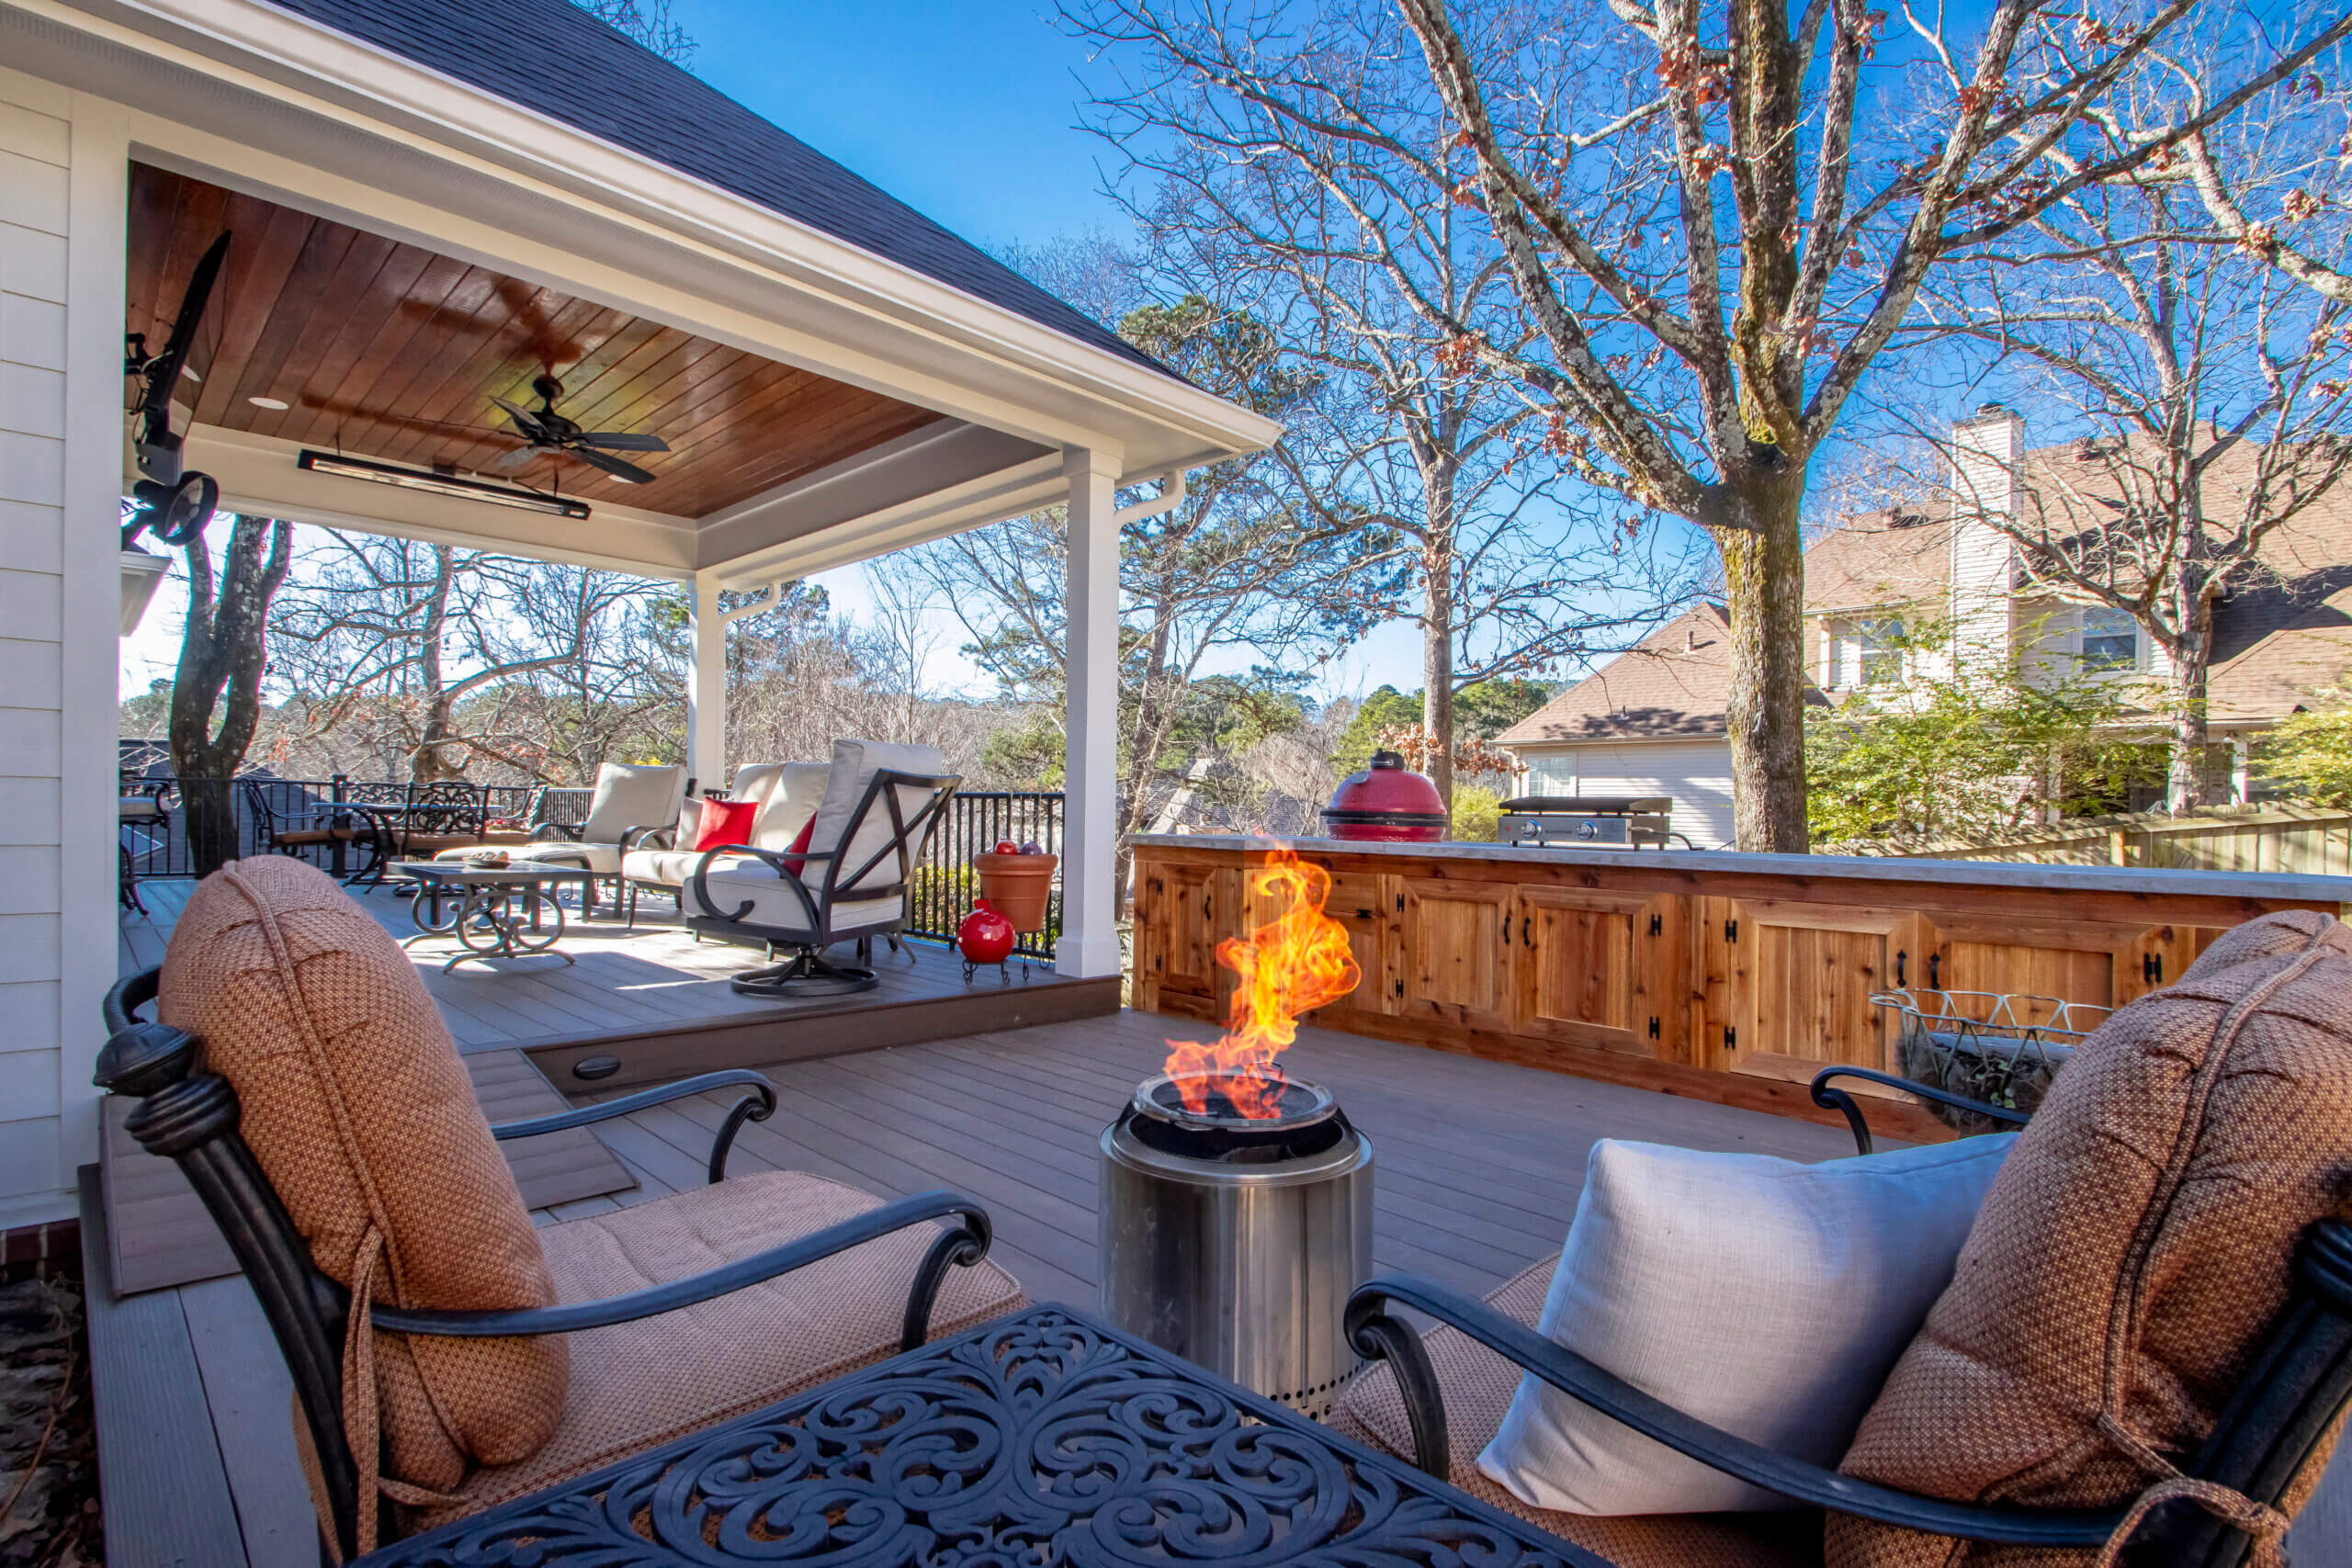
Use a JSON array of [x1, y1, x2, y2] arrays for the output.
[[1308, 872, 1398, 1024], [1926, 914, 2228, 1011], [1147, 862, 1239, 1013], [1695, 897, 1929, 1076], [1510, 886, 1679, 1058], [1396, 877, 1517, 1031]]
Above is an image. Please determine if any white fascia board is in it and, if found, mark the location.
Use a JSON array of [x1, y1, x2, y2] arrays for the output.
[[707, 455, 1069, 589], [16, 0, 1284, 467], [183, 426, 700, 577], [693, 420, 1051, 571]]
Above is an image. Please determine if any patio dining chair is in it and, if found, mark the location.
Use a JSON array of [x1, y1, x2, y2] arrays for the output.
[[241, 779, 374, 872], [94, 855, 1023, 1562], [679, 740, 957, 997], [1333, 909, 2352, 1568]]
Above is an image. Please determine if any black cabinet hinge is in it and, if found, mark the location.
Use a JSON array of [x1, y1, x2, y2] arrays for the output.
[[1647, 1016, 1660, 1040], [1649, 912, 1662, 936], [1393, 978, 1404, 998], [1724, 918, 1738, 942], [2143, 952, 2164, 985], [1723, 1025, 1737, 1050]]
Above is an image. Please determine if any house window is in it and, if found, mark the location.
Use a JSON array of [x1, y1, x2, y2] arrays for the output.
[[2080, 608, 2138, 671], [1856, 618, 1903, 685]]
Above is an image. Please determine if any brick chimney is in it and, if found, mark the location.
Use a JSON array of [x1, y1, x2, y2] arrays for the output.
[[1947, 404, 2022, 676]]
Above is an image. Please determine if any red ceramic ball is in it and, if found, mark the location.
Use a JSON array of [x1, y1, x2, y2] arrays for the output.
[[957, 899, 1017, 964]]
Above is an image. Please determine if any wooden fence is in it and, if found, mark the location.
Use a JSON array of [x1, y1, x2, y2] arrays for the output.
[[1848, 804, 2352, 874]]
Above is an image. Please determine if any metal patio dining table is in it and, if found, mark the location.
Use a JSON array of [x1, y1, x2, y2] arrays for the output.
[[348, 1303, 1599, 1568]]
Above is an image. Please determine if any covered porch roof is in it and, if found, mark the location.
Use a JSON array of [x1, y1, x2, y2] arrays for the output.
[[18, 0, 1281, 583]]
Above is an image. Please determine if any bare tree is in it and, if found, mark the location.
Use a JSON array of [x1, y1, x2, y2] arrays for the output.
[[1067, 0, 2352, 849], [1902, 150, 2352, 807], [571, 0, 695, 64], [268, 533, 669, 783], [168, 514, 292, 873], [863, 563, 944, 745]]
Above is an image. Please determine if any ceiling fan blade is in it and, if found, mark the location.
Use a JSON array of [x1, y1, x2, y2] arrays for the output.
[[489, 444, 548, 472], [562, 445, 659, 485], [576, 431, 670, 452], [489, 395, 549, 442]]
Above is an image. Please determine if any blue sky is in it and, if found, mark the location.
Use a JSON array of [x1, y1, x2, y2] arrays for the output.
[[123, 0, 1436, 703]]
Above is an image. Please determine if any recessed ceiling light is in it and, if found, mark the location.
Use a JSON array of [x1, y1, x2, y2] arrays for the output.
[[248, 396, 290, 411]]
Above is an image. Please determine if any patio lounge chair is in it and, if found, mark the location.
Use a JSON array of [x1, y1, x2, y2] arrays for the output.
[[94, 855, 1023, 1561], [454, 761, 685, 915], [1334, 909, 2352, 1568], [617, 761, 829, 929], [680, 740, 957, 998]]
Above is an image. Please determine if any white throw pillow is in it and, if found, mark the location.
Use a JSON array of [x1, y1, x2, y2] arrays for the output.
[[1476, 1133, 2016, 1517]]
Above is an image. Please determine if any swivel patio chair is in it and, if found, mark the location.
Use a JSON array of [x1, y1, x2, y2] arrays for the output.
[[1334, 909, 2352, 1568], [95, 855, 1023, 1562], [681, 740, 956, 998]]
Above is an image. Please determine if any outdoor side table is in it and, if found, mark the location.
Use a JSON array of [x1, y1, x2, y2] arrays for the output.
[[391, 862, 597, 972], [353, 1303, 1599, 1568]]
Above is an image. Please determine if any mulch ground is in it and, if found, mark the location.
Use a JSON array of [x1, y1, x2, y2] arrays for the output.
[[0, 1274, 98, 1568]]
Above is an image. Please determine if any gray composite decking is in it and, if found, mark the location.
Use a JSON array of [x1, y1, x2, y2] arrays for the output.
[[94, 886, 2352, 1568]]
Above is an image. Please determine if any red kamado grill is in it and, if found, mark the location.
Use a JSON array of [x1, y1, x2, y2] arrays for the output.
[[1321, 750, 1448, 842], [1498, 795, 1675, 850]]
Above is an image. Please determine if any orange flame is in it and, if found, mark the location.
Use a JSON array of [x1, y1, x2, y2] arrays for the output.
[[1164, 843, 1362, 1119]]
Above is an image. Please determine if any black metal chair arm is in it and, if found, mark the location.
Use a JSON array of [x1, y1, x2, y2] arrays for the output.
[[530, 821, 584, 842], [618, 822, 674, 854], [1342, 1273, 2124, 1547], [490, 1069, 776, 1183], [1807, 1066, 2029, 1156], [688, 842, 826, 930], [367, 1189, 993, 1353]]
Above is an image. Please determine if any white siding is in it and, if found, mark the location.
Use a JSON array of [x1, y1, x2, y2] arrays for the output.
[[1506, 741, 1737, 851], [1947, 409, 2021, 682], [0, 72, 123, 1225]]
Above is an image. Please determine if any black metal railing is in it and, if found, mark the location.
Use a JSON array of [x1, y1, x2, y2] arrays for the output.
[[907, 791, 1065, 960], [121, 767, 1064, 960], [117, 773, 580, 881]]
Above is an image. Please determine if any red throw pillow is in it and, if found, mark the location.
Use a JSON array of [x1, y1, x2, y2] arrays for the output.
[[690, 796, 758, 852], [782, 817, 817, 879]]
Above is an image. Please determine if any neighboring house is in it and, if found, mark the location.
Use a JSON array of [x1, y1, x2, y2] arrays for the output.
[[1498, 405, 2352, 843]]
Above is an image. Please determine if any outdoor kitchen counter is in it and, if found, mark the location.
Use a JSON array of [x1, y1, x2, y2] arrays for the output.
[[1128, 833, 2352, 1140]]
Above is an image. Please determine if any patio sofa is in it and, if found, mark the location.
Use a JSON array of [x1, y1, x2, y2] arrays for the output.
[[1335, 908, 2352, 1566], [94, 854, 1023, 1560], [616, 761, 829, 928]]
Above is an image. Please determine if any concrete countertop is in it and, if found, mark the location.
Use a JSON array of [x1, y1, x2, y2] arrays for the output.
[[1127, 833, 2352, 905]]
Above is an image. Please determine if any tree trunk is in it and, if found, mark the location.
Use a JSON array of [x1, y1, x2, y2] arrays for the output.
[[169, 516, 293, 876], [2166, 588, 2216, 812], [1713, 479, 1810, 852], [1420, 547, 1456, 811]]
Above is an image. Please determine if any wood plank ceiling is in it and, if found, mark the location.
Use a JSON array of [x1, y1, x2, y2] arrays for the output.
[[124, 163, 944, 518]]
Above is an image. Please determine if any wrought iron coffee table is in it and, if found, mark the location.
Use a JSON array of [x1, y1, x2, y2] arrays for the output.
[[353, 1303, 1599, 1568], [391, 861, 596, 972]]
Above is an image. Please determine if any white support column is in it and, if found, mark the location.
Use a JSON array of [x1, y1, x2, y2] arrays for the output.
[[2232, 733, 2253, 805], [1058, 446, 1122, 978], [686, 571, 725, 797]]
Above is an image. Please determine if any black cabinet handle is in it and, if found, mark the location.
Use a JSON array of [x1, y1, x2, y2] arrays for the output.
[[1895, 950, 1906, 987]]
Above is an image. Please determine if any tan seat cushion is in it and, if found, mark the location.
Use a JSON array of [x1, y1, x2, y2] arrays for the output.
[[158, 858, 566, 1518], [1332, 1258, 1818, 1568], [1831, 908, 2352, 1566], [406, 1169, 1027, 1530]]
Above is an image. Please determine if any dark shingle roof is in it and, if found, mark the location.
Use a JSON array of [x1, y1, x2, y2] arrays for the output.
[[261, 0, 1175, 380]]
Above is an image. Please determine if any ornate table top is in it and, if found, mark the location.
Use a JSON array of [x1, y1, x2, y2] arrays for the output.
[[360, 1304, 1601, 1568]]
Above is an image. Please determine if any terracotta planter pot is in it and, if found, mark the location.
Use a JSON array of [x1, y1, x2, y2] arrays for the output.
[[973, 852, 1057, 933]]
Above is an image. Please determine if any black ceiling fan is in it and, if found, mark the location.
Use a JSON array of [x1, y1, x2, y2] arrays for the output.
[[125, 230, 231, 487], [488, 375, 670, 485]]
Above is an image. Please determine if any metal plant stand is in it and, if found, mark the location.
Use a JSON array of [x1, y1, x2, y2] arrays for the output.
[[392, 862, 595, 972], [354, 1303, 1596, 1568]]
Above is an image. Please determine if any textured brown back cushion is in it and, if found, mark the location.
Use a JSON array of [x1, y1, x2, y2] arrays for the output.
[[159, 858, 567, 1500], [1829, 909, 2352, 1566]]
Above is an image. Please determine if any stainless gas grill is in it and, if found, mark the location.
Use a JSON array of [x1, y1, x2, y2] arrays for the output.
[[1498, 795, 1674, 849]]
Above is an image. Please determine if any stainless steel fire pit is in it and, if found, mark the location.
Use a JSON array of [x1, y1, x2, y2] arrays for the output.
[[1099, 1071, 1374, 1416]]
